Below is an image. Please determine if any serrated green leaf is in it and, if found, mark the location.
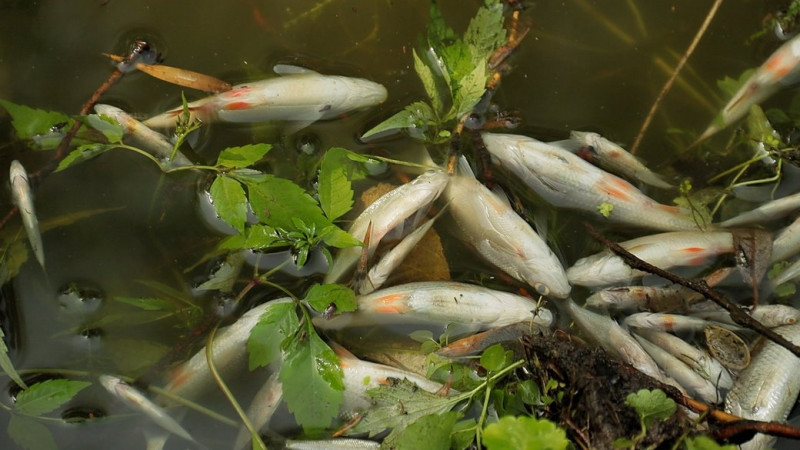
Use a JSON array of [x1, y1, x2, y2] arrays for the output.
[[303, 283, 356, 314], [684, 435, 737, 450], [247, 301, 299, 370], [196, 252, 245, 293], [625, 389, 676, 428], [8, 414, 57, 450], [414, 49, 444, 116], [451, 418, 477, 450], [0, 326, 26, 388], [452, 62, 487, 118], [426, 2, 456, 46], [243, 175, 328, 230], [85, 114, 123, 143], [393, 411, 460, 450], [210, 175, 248, 233], [14, 379, 92, 417], [320, 225, 362, 249], [362, 102, 437, 141], [0, 99, 72, 141], [464, 0, 506, 64], [319, 147, 356, 221], [483, 416, 569, 450], [56, 143, 117, 171], [113, 296, 174, 311], [216, 144, 272, 168], [279, 322, 344, 431]]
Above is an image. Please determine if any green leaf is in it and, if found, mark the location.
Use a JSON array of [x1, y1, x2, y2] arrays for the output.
[[8, 414, 57, 450], [414, 49, 444, 116], [451, 418, 478, 450], [319, 147, 356, 221], [362, 102, 437, 141], [303, 283, 357, 314], [483, 416, 569, 450], [247, 301, 299, 370], [243, 175, 328, 230], [684, 435, 737, 450], [464, 0, 506, 65], [480, 344, 513, 372], [320, 225, 362, 249], [0, 99, 72, 140], [107, 339, 170, 376], [279, 321, 344, 430], [210, 175, 248, 233], [0, 240, 29, 285], [393, 411, 461, 450], [451, 62, 487, 118], [113, 296, 174, 311], [85, 114, 123, 143], [216, 144, 272, 168], [0, 326, 26, 388], [196, 252, 245, 293], [625, 389, 677, 428], [14, 379, 92, 417], [56, 143, 117, 171]]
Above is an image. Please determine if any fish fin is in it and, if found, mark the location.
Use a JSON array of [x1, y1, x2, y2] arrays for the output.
[[329, 340, 358, 360], [490, 185, 512, 208], [273, 64, 319, 76], [454, 155, 476, 178], [282, 118, 320, 135], [547, 138, 582, 153]]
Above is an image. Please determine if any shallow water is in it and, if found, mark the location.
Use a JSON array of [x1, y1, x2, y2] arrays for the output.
[[0, 0, 796, 448]]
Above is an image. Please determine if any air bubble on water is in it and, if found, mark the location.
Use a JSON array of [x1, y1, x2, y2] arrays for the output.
[[57, 282, 104, 316], [295, 132, 321, 155]]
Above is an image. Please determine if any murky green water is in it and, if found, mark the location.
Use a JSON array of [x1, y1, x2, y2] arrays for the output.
[[0, 0, 795, 448]]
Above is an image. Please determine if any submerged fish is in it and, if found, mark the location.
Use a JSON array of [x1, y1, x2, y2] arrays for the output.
[[481, 133, 699, 231], [10, 160, 44, 268], [93, 104, 193, 168], [445, 157, 570, 298], [566, 230, 734, 287], [698, 32, 800, 143], [316, 281, 553, 332], [99, 374, 194, 443], [568, 131, 672, 188], [144, 65, 387, 130], [719, 191, 800, 227], [325, 169, 449, 284]]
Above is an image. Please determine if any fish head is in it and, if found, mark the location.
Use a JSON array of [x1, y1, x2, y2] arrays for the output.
[[330, 77, 388, 114]]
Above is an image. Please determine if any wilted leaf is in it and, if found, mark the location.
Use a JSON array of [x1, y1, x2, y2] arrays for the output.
[[483, 416, 569, 450], [14, 379, 92, 417]]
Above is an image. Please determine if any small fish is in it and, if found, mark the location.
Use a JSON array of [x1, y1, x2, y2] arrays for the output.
[[584, 285, 704, 313], [99, 374, 194, 443], [316, 281, 553, 332], [691, 304, 800, 329], [566, 230, 734, 287], [568, 131, 672, 188], [233, 371, 281, 450], [445, 156, 571, 298], [285, 439, 380, 449], [93, 104, 193, 168], [725, 323, 800, 450], [144, 65, 387, 130], [481, 133, 700, 231], [624, 312, 739, 334], [325, 169, 449, 284], [719, 191, 800, 227], [9, 160, 44, 268], [771, 215, 800, 262], [163, 298, 291, 401], [698, 33, 800, 143]]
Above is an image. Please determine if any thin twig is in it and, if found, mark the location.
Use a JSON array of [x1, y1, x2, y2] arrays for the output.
[[583, 223, 800, 358], [630, 0, 724, 154]]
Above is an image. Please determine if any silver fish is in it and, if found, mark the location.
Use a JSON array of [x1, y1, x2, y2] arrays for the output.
[[324, 169, 449, 284], [771, 216, 800, 262], [569, 131, 671, 188], [719, 191, 800, 227], [99, 374, 194, 443], [624, 312, 739, 334], [9, 160, 44, 268], [234, 371, 281, 450], [144, 65, 387, 130], [93, 104, 193, 168], [584, 285, 703, 313], [316, 281, 553, 332], [566, 230, 733, 287], [481, 132, 700, 231], [691, 304, 800, 329], [445, 157, 570, 298], [725, 323, 800, 450], [285, 439, 380, 449]]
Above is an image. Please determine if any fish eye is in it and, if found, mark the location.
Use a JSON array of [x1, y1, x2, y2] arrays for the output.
[[587, 145, 598, 155], [788, 318, 797, 324], [534, 283, 550, 296]]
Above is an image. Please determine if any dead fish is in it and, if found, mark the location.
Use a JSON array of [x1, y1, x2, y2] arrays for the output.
[[624, 312, 740, 334], [285, 439, 380, 449], [568, 131, 672, 188], [481, 133, 700, 231], [9, 160, 44, 268], [690, 304, 800, 329], [316, 281, 553, 332], [719, 191, 800, 227], [566, 230, 734, 287], [99, 374, 194, 443], [325, 169, 449, 284], [93, 104, 193, 168], [144, 65, 387, 131], [445, 156, 571, 298], [233, 371, 281, 450], [698, 33, 800, 143], [725, 323, 800, 450], [584, 285, 703, 313], [771, 215, 800, 262]]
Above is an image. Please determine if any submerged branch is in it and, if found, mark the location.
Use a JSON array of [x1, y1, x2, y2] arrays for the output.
[[583, 223, 800, 358]]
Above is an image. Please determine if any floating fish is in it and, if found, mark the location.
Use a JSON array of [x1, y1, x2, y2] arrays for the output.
[[234, 371, 281, 450], [624, 312, 739, 334], [568, 131, 672, 188], [719, 191, 800, 227], [445, 156, 570, 298], [325, 169, 449, 284], [698, 33, 800, 143], [93, 104, 193, 168], [584, 285, 703, 313], [771, 215, 800, 262], [566, 230, 734, 287], [725, 323, 800, 450], [481, 133, 700, 231], [99, 374, 194, 443], [9, 160, 44, 268], [144, 65, 388, 130], [690, 304, 800, 329], [316, 281, 553, 332], [285, 439, 380, 449]]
